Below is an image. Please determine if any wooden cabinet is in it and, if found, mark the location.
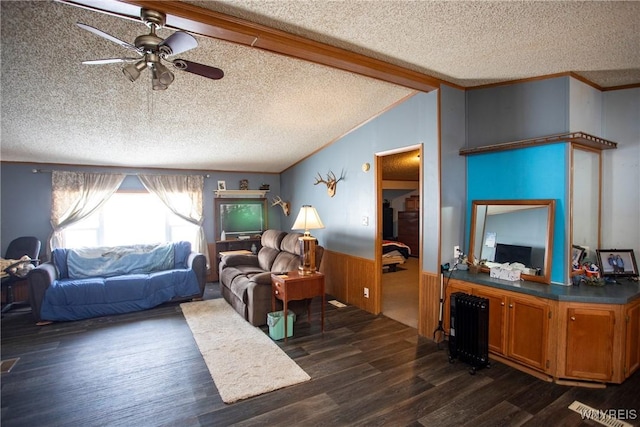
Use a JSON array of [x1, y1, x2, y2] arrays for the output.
[[507, 295, 551, 372], [564, 306, 615, 381], [556, 302, 621, 383], [472, 287, 507, 355], [447, 281, 552, 373], [625, 300, 640, 379], [397, 211, 419, 256], [445, 278, 639, 385]]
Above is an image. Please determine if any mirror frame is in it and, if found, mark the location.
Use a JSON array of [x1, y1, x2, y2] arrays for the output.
[[469, 199, 555, 284]]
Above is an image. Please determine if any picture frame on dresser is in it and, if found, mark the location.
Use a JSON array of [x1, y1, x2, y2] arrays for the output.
[[571, 245, 586, 266], [596, 249, 638, 278]]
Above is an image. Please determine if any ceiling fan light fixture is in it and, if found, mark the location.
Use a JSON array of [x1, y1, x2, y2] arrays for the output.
[[123, 60, 147, 82], [153, 63, 174, 86], [152, 78, 168, 91]]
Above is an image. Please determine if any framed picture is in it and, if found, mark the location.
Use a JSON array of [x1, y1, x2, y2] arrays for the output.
[[239, 179, 249, 190], [571, 245, 586, 266], [596, 249, 639, 278], [217, 180, 226, 191]]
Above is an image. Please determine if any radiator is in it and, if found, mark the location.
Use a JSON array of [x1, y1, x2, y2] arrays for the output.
[[448, 292, 490, 373]]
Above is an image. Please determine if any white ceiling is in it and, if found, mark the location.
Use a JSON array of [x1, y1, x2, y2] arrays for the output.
[[1, 0, 639, 173]]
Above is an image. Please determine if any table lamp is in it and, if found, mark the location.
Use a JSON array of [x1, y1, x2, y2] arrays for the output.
[[292, 205, 325, 275]]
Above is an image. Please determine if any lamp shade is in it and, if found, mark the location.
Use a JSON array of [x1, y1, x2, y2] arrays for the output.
[[292, 205, 324, 235]]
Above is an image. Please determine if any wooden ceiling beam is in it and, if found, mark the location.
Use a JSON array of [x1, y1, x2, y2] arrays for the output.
[[58, 0, 442, 92]]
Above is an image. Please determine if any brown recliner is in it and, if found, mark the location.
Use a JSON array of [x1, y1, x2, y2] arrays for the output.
[[219, 229, 323, 326]]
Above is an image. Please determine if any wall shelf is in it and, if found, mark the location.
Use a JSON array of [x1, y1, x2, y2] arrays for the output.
[[214, 190, 269, 198], [459, 132, 618, 156]]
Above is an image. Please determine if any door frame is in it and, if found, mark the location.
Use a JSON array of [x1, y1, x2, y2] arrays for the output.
[[374, 144, 423, 317]]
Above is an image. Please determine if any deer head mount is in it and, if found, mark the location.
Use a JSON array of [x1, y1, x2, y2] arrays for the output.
[[314, 170, 344, 197], [271, 196, 291, 216]]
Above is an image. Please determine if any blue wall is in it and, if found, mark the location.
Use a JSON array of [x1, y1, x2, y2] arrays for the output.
[[280, 91, 441, 272], [466, 144, 567, 283]]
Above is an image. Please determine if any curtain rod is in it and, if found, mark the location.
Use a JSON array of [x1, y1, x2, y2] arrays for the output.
[[31, 168, 211, 178]]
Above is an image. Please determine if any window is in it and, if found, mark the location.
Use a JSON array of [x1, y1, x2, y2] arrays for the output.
[[63, 192, 197, 248]]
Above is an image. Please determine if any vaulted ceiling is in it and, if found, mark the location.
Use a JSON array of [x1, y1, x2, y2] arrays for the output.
[[2, 1, 638, 173]]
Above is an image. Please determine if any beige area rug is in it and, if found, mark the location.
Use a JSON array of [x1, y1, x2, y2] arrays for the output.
[[180, 298, 310, 403]]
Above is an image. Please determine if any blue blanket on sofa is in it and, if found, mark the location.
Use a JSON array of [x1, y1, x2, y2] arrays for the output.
[[41, 242, 200, 321]]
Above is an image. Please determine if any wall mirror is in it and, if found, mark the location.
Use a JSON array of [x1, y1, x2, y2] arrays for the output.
[[469, 199, 555, 284], [571, 146, 600, 269]]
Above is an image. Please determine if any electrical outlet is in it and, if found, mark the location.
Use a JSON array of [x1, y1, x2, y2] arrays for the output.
[[361, 215, 369, 226], [364, 287, 369, 298], [454, 245, 461, 259]]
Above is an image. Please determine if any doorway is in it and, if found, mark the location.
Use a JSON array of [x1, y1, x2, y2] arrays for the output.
[[377, 146, 422, 328]]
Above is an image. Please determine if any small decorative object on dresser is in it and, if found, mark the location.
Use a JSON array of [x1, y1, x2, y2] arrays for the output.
[[240, 179, 249, 190]]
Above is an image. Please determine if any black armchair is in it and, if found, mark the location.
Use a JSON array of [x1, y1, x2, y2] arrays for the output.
[[1, 236, 41, 314]]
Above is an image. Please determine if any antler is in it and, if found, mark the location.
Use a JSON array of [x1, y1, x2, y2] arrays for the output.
[[271, 196, 291, 216], [329, 170, 345, 183], [315, 170, 344, 197], [314, 172, 328, 186]]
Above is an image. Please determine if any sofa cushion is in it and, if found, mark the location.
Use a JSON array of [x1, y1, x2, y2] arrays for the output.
[[280, 232, 303, 254], [56, 243, 177, 280], [272, 252, 300, 273], [258, 247, 280, 271], [40, 269, 200, 321], [261, 230, 287, 250]]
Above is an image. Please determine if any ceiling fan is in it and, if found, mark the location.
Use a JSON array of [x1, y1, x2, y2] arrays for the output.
[[78, 8, 224, 90]]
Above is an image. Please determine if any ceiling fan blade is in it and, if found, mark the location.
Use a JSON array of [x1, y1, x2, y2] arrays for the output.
[[76, 23, 140, 52], [172, 59, 224, 80], [82, 58, 139, 65], [159, 32, 198, 56]]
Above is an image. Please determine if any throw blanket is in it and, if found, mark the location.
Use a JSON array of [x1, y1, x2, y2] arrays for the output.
[[67, 243, 175, 279], [1, 255, 34, 278]]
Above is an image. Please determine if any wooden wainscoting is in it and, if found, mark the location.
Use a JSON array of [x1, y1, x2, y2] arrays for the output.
[[320, 249, 376, 314], [322, 249, 440, 340], [418, 271, 440, 339], [206, 243, 217, 282]]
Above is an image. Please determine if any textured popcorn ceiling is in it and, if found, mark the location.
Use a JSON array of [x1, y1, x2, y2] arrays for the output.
[[1, 1, 638, 173]]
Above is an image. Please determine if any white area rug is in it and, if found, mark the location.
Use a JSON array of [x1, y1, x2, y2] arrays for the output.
[[180, 298, 310, 403]]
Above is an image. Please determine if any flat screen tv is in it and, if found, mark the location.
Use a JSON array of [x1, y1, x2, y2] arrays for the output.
[[494, 243, 532, 266], [216, 198, 267, 238]]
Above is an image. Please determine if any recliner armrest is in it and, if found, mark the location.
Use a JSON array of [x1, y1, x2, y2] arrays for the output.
[[248, 271, 273, 286]]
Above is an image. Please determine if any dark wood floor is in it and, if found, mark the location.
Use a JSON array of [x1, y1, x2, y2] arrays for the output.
[[2, 283, 639, 427]]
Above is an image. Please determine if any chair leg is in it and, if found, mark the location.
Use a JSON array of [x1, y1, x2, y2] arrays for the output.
[[1, 285, 15, 314]]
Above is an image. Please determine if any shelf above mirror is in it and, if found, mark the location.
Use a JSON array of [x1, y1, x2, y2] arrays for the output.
[[214, 190, 269, 198]]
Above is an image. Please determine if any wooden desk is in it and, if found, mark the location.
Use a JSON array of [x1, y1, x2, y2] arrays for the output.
[[271, 271, 325, 341]]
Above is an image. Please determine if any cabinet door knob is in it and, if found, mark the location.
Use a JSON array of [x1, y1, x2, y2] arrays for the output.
[[501, 302, 505, 306], [509, 304, 513, 308], [570, 316, 576, 321]]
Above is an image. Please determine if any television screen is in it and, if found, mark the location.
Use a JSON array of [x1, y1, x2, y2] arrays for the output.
[[494, 243, 532, 266], [217, 199, 266, 236]]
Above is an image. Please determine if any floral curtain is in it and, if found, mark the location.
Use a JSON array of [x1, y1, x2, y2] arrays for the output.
[[50, 171, 125, 252], [138, 174, 209, 268]]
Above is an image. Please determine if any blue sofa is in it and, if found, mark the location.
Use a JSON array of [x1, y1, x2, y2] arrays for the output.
[[27, 241, 206, 323]]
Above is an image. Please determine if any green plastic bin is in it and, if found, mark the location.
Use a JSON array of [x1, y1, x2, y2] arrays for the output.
[[267, 310, 296, 340]]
